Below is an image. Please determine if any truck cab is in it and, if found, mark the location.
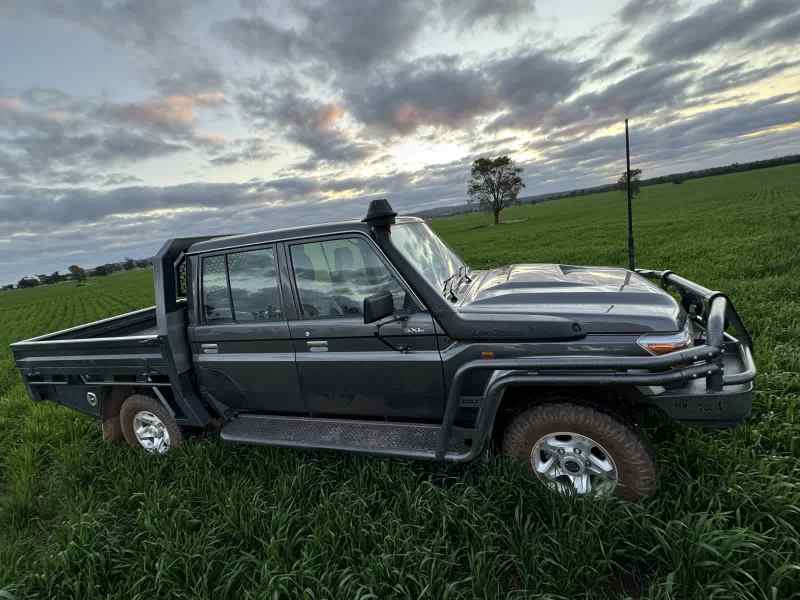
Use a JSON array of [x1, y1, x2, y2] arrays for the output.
[[11, 200, 755, 500]]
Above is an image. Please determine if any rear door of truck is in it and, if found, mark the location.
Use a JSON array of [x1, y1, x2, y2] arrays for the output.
[[187, 243, 303, 414]]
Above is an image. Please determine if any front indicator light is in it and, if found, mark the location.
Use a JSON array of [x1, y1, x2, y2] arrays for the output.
[[637, 326, 693, 355]]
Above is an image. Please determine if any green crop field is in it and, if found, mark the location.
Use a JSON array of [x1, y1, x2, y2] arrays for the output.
[[1, 164, 799, 599]]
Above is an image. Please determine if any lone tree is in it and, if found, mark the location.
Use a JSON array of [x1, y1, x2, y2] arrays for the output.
[[617, 168, 642, 199], [68, 265, 87, 282], [467, 156, 525, 225]]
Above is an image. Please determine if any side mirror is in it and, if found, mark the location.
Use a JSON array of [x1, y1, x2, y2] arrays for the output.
[[363, 291, 394, 324]]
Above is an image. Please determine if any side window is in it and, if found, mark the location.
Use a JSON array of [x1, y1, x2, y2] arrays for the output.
[[201, 255, 232, 323], [290, 237, 409, 319], [201, 248, 282, 324], [228, 248, 282, 321]]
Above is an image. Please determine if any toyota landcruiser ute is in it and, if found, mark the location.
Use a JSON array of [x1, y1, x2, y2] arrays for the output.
[[10, 199, 755, 500]]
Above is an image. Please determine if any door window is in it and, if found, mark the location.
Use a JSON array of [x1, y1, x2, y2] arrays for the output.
[[201, 248, 282, 323], [201, 255, 232, 323], [290, 237, 409, 319]]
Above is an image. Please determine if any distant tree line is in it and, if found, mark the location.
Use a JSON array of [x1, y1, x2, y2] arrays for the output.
[[517, 153, 800, 205], [3, 257, 151, 291]]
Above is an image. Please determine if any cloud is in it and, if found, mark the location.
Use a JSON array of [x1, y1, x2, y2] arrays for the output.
[[615, 0, 680, 24], [301, 0, 427, 72], [593, 57, 635, 81], [695, 60, 800, 97], [1, 0, 200, 49], [215, 0, 428, 75], [439, 0, 536, 30], [209, 138, 275, 167], [534, 94, 800, 175], [155, 64, 226, 97], [758, 10, 800, 45], [486, 49, 594, 130], [0, 89, 215, 183], [235, 81, 376, 166], [100, 173, 145, 187], [97, 93, 226, 137], [346, 56, 496, 136], [639, 0, 800, 61], [535, 62, 696, 137], [212, 16, 310, 63]]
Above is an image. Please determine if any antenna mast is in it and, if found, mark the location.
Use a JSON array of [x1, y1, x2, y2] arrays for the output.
[[625, 119, 636, 271]]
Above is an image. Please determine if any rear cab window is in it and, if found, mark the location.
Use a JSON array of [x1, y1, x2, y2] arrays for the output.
[[200, 247, 283, 324]]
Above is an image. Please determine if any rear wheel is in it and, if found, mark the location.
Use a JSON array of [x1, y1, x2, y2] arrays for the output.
[[502, 402, 657, 500], [120, 394, 182, 454]]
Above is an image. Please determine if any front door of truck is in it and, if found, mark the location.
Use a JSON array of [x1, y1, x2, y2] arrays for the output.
[[285, 235, 445, 421], [188, 245, 303, 414]]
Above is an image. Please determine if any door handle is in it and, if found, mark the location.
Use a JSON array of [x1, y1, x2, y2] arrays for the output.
[[201, 343, 218, 354], [306, 340, 328, 352]]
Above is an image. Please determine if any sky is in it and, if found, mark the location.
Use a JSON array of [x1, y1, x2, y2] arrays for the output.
[[1, 0, 799, 284]]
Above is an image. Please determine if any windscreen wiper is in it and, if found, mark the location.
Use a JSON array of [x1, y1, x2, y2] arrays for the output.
[[442, 272, 459, 302], [442, 266, 472, 302]]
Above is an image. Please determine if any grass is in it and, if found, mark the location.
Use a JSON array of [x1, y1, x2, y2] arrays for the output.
[[1, 165, 799, 599]]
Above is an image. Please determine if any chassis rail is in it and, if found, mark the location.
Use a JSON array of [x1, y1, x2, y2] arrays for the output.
[[436, 269, 756, 460]]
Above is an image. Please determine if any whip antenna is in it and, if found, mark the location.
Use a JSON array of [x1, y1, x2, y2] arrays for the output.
[[625, 118, 636, 271]]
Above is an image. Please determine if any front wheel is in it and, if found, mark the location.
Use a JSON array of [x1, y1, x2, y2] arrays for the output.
[[120, 394, 183, 454], [502, 402, 657, 501]]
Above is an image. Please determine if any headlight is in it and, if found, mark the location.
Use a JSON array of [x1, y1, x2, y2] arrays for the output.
[[637, 323, 693, 355]]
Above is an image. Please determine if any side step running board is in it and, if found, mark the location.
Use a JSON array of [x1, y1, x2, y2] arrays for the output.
[[220, 414, 472, 460]]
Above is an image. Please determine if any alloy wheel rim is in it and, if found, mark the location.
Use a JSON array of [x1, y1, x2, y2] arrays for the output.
[[531, 431, 618, 496], [132, 410, 171, 454]]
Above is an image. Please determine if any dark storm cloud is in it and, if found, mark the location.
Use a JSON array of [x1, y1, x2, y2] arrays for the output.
[[344, 48, 591, 137], [236, 81, 375, 166], [615, 0, 680, 24], [214, 0, 427, 72], [345, 56, 496, 135], [759, 10, 800, 45], [639, 0, 800, 61], [301, 0, 427, 72], [536, 62, 696, 136], [213, 16, 310, 63], [487, 50, 595, 131], [1, 0, 199, 49], [695, 60, 800, 97], [439, 0, 536, 30]]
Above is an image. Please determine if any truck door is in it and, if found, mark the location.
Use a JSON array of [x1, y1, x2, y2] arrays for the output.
[[188, 245, 303, 414], [285, 235, 445, 421]]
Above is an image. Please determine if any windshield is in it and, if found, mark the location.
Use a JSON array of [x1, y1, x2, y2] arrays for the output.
[[391, 222, 466, 292]]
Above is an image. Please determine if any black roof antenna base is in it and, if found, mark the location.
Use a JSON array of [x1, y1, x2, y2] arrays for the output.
[[363, 198, 397, 229]]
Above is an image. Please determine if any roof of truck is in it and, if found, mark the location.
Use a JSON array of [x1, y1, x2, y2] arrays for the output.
[[187, 215, 423, 254]]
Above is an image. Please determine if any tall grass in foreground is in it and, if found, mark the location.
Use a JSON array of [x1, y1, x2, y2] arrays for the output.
[[1, 165, 799, 599]]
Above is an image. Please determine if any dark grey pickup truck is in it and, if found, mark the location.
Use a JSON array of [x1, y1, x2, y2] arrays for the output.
[[11, 199, 755, 499]]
